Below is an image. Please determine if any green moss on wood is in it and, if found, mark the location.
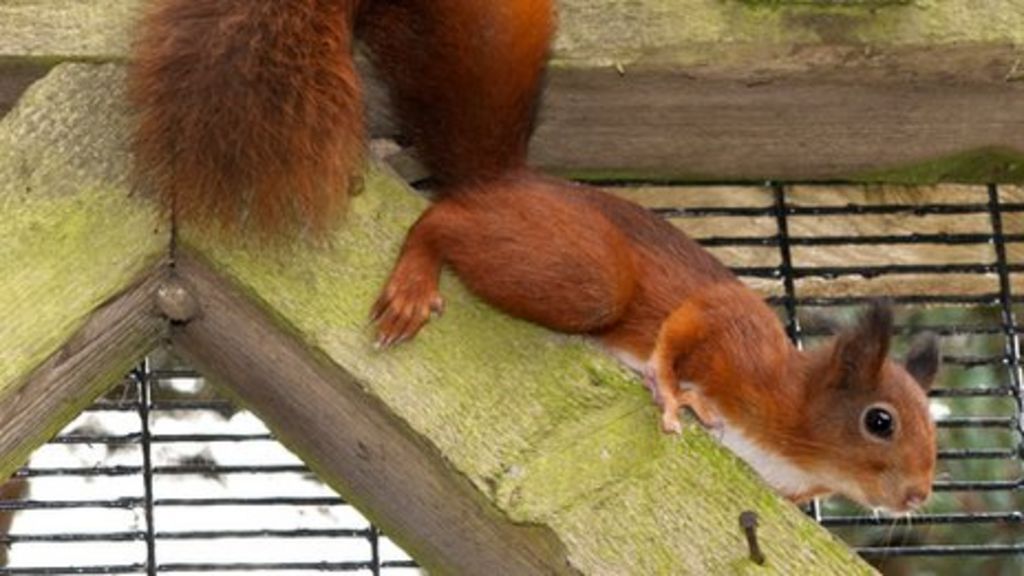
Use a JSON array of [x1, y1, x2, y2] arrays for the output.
[[553, 0, 1024, 67], [0, 1, 137, 61], [562, 147, 1024, 186], [183, 166, 872, 573], [3, 1, 1023, 66], [854, 147, 1024, 184], [0, 63, 167, 391], [0, 345, 151, 481]]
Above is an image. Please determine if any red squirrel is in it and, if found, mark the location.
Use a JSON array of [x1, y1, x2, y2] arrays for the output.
[[130, 0, 940, 513]]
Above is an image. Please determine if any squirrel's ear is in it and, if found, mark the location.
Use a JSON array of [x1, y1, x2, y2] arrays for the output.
[[905, 332, 940, 391], [832, 300, 893, 387]]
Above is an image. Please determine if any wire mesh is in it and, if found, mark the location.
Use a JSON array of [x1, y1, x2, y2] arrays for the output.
[[0, 353, 418, 574], [0, 182, 1021, 574], [629, 181, 1022, 574]]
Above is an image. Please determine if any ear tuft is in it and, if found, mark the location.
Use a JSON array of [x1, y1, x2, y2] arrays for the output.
[[860, 299, 894, 341], [905, 332, 940, 391], [833, 299, 893, 386]]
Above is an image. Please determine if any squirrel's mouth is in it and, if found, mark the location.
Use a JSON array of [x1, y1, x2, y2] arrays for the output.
[[860, 490, 929, 515]]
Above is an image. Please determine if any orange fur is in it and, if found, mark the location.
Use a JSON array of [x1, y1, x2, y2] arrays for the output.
[[133, 0, 939, 512], [130, 0, 364, 235], [358, 1, 554, 185], [366, 20, 938, 506]]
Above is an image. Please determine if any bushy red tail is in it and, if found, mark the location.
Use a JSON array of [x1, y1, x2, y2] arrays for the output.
[[359, 0, 555, 186], [130, 0, 364, 235]]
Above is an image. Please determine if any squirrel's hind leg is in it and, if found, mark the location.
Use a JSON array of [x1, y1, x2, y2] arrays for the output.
[[373, 177, 638, 345], [436, 179, 638, 334]]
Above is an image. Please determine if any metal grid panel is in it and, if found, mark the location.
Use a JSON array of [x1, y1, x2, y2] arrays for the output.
[[633, 181, 1022, 573], [0, 355, 418, 574], [0, 182, 1021, 573]]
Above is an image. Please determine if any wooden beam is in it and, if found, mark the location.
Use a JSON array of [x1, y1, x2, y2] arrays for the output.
[[171, 253, 578, 575], [178, 164, 873, 574], [0, 62, 170, 393], [0, 59, 170, 477], [0, 269, 166, 478], [3, 1, 1023, 182], [531, 51, 1024, 182]]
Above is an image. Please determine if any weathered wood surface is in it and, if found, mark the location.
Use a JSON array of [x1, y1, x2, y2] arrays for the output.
[[1, 62, 873, 573], [0, 272, 165, 481], [173, 255, 577, 576], [2, 0, 1023, 182], [0, 63, 168, 477], [180, 164, 873, 574]]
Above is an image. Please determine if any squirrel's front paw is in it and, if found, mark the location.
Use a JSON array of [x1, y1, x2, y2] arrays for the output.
[[371, 279, 444, 348]]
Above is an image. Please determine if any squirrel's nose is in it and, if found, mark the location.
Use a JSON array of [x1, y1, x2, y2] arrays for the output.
[[903, 486, 930, 511]]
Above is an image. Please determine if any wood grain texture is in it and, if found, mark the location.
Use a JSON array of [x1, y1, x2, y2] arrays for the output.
[[0, 271, 165, 479], [3, 1, 1023, 182], [0, 63, 169, 388], [0, 1, 135, 60], [172, 254, 578, 576], [0, 61, 169, 476], [531, 66, 1024, 182]]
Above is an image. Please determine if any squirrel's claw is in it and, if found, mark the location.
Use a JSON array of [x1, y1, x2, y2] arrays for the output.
[[372, 279, 443, 348]]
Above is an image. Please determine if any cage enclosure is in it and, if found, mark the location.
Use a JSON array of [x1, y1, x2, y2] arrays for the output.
[[1, 0, 1022, 574]]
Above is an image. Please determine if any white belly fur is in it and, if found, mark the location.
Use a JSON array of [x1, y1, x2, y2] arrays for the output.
[[717, 419, 819, 497], [604, 344, 816, 495], [605, 347, 647, 373]]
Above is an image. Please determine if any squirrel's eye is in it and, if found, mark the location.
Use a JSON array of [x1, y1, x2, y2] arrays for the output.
[[863, 407, 894, 439]]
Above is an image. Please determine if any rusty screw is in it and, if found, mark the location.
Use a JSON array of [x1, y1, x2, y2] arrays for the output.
[[739, 510, 765, 565]]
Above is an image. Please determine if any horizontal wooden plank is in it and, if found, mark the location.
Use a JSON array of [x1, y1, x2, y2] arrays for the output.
[[797, 273, 1000, 298], [787, 184, 989, 206], [667, 215, 779, 238], [607, 186, 774, 209], [741, 277, 786, 297], [3, 2, 1023, 182], [1000, 185, 1024, 203], [789, 213, 993, 237], [707, 245, 781, 269], [789, 244, 995, 267], [532, 66, 1024, 182], [1007, 245, 1024, 265], [0, 1, 133, 60]]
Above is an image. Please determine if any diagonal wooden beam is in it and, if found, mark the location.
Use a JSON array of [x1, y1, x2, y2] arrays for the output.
[[172, 253, 578, 575], [0, 59, 873, 575], [0, 269, 167, 478]]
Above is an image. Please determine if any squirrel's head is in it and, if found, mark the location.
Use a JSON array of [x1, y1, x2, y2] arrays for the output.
[[799, 301, 939, 513]]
